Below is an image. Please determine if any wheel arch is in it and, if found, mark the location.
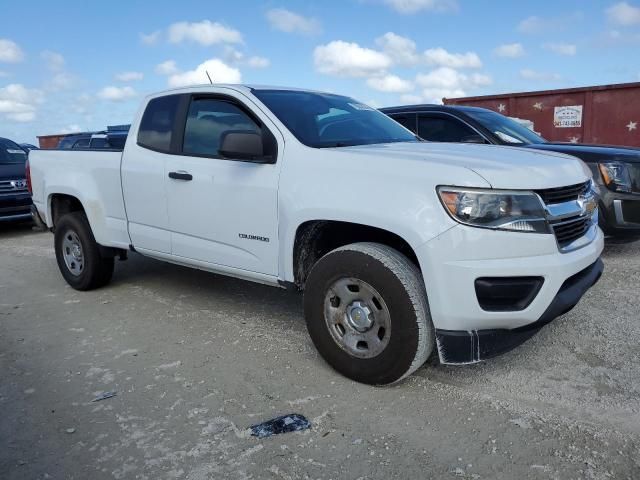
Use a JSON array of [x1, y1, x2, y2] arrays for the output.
[[290, 220, 421, 289]]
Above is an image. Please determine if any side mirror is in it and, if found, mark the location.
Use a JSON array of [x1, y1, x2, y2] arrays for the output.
[[460, 134, 487, 144], [219, 131, 272, 163]]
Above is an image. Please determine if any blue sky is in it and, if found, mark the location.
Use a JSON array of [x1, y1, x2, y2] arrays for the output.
[[1, 0, 640, 143]]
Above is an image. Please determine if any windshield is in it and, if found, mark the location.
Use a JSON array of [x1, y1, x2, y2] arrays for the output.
[[253, 89, 419, 148], [0, 138, 27, 164], [464, 109, 547, 145]]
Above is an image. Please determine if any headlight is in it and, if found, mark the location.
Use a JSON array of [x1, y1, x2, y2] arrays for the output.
[[437, 187, 550, 233], [598, 162, 632, 193]]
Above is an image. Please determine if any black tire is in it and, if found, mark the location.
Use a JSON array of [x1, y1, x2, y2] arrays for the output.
[[304, 242, 434, 385], [54, 212, 114, 291]]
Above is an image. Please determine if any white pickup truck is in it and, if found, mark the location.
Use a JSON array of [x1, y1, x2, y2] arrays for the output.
[[28, 85, 604, 384]]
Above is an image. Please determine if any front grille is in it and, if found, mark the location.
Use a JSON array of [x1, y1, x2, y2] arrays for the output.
[[535, 181, 590, 204], [0, 179, 28, 195], [550, 215, 591, 248]]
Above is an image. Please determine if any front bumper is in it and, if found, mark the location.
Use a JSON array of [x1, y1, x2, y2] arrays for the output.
[[417, 223, 604, 364], [435, 258, 603, 364], [0, 193, 32, 222], [598, 189, 640, 236]]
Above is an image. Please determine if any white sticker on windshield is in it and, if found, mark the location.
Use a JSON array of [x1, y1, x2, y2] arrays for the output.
[[7, 149, 26, 154], [348, 102, 374, 111]]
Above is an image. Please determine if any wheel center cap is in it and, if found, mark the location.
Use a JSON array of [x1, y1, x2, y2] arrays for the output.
[[72, 244, 82, 259], [346, 301, 373, 332]]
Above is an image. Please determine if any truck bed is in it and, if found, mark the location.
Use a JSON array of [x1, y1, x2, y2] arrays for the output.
[[29, 149, 131, 250]]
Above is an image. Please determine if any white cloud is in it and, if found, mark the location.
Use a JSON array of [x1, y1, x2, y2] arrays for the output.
[[416, 67, 491, 103], [60, 124, 83, 134], [49, 72, 75, 91], [266, 8, 321, 35], [424, 47, 482, 68], [543, 43, 577, 55], [247, 56, 270, 68], [606, 2, 640, 26], [155, 60, 178, 75], [97, 86, 137, 101], [116, 71, 144, 81], [0, 84, 44, 122], [383, 0, 458, 14], [168, 58, 241, 87], [494, 43, 525, 58], [168, 20, 242, 46], [314, 41, 392, 77], [400, 93, 424, 104], [0, 39, 24, 63], [140, 30, 161, 45], [520, 69, 562, 81], [367, 74, 414, 93], [223, 48, 270, 69], [41, 51, 65, 71], [375, 32, 420, 66], [517, 16, 546, 34], [517, 13, 582, 34]]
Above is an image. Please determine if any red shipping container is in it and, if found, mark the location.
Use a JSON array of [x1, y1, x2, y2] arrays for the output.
[[444, 82, 640, 147]]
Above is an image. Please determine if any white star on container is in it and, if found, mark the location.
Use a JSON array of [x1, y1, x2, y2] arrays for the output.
[[627, 121, 637, 132], [569, 136, 579, 143], [533, 102, 543, 110], [498, 103, 506, 113]]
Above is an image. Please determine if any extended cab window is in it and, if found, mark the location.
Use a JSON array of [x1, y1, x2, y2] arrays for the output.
[[418, 115, 478, 142], [182, 98, 260, 157], [137, 95, 180, 152]]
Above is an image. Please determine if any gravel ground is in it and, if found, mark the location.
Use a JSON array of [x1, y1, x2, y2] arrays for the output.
[[1, 224, 639, 479]]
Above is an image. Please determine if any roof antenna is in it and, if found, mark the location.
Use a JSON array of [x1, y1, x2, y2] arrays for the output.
[[205, 70, 213, 85]]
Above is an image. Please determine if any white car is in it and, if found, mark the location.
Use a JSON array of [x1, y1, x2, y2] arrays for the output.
[[28, 85, 604, 384]]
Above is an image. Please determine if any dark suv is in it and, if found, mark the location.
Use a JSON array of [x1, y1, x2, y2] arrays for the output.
[[0, 137, 31, 223], [382, 105, 640, 237]]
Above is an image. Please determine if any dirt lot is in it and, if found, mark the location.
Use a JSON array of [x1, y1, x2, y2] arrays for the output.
[[1, 225, 639, 479]]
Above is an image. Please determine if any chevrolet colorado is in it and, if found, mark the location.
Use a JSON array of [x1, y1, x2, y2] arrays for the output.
[[382, 104, 640, 237], [29, 85, 604, 384]]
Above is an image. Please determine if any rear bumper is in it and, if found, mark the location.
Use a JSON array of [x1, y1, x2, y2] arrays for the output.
[[435, 258, 603, 364]]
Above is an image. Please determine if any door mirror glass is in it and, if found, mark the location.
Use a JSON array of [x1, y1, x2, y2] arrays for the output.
[[219, 131, 269, 162]]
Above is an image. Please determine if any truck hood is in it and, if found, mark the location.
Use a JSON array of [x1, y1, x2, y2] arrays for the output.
[[523, 143, 640, 164], [339, 142, 591, 190]]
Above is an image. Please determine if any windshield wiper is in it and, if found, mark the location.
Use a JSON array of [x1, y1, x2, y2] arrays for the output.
[[316, 141, 354, 149]]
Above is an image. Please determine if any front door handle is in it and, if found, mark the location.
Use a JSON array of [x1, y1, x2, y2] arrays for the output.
[[168, 171, 193, 181]]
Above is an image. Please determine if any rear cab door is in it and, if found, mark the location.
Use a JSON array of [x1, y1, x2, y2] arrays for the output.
[[121, 93, 185, 253]]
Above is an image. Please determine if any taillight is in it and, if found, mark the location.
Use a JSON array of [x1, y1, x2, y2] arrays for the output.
[[25, 158, 32, 195]]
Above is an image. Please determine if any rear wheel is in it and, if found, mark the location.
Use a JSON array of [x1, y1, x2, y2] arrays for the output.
[[304, 242, 434, 385], [54, 212, 114, 290]]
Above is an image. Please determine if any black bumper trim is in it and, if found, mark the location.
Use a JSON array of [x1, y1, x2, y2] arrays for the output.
[[436, 258, 604, 364]]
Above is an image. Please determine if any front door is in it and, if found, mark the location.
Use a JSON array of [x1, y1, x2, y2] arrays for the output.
[[165, 94, 281, 275]]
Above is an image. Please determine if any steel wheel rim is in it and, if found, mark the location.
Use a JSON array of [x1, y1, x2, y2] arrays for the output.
[[323, 277, 392, 359], [62, 230, 84, 276]]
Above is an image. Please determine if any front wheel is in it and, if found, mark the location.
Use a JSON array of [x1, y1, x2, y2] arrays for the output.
[[304, 242, 434, 385], [54, 212, 114, 291]]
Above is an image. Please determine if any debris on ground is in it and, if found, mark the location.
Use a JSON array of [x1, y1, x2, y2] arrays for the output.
[[249, 413, 311, 438], [65, 428, 75, 434], [92, 391, 117, 402]]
